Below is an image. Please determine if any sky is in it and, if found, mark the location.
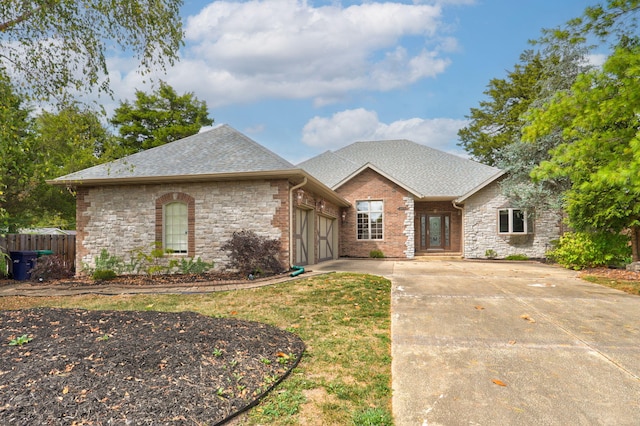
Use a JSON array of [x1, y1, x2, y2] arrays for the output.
[[102, 0, 597, 164]]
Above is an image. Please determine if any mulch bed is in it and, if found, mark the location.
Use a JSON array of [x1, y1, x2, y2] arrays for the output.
[[0, 307, 305, 425], [579, 267, 640, 282], [2, 271, 287, 288]]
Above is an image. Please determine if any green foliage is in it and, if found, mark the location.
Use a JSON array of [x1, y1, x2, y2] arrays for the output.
[[0, 252, 9, 278], [352, 407, 393, 426], [484, 249, 497, 259], [504, 254, 529, 261], [177, 257, 214, 274], [547, 232, 632, 270], [8, 334, 33, 346], [107, 81, 214, 157], [92, 269, 117, 281], [0, 0, 183, 101], [92, 249, 126, 274], [525, 41, 640, 261], [369, 250, 385, 259], [130, 243, 175, 276], [221, 230, 284, 277], [29, 255, 74, 281], [0, 72, 39, 232], [458, 51, 548, 166]]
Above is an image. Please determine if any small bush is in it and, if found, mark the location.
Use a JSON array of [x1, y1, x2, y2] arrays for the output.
[[29, 255, 74, 281], [485, 249, 497, 259], [0, 252, 9, 278], [177, 257, 214, 274], [369, 250, 385, 258], [547, 231, 632, 270], [504, 254, 529, 261], [221, 230, 283, 277], [93, 249, 126, 274], [92, 269, 117, 281]]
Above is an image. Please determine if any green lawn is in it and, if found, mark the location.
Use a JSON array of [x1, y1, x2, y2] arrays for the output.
[[0, 272, 393, 425]]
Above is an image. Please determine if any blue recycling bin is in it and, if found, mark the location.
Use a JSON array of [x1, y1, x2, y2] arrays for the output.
[[10, 251, 37, 281]]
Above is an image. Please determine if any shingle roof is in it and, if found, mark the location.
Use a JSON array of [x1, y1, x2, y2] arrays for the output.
[[52, 124, 295, 183], [298, 139, 502, 199]]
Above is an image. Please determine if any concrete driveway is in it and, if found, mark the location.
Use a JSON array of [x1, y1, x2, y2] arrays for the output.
[[315, 259, 640, 426]]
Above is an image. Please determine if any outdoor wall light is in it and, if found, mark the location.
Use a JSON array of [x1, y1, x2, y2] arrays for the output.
[[296, 188, 304, 205], [341, 210, 347, 223], [317, 199, 325, 212]]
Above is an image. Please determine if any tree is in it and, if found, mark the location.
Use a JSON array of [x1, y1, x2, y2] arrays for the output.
[[0, 0, 183, 101], [30, 105, 113, 228], [495, 41, 591, 210], [0, 73, 39, 232], [523, 41, 640, 261], [457, 51, 547, 166], [107, 82, 213, 157]]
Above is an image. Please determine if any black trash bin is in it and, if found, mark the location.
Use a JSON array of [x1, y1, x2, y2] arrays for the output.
[[10, 251, 37, 281]]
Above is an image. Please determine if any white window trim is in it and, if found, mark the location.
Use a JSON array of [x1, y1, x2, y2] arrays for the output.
[[498, 208, 532, 235], [163, 201, 189, 254], [356, 200, 384, 240]]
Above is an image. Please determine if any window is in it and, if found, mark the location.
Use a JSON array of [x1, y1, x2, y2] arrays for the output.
[[357, 200, 383, 240], [498, 208, 531, 234], [164, 202, 188, 253]]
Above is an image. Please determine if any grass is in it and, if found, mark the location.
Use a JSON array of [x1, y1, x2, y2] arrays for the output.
[[0, 272, 393, 425], [581, 275, 640, 296]]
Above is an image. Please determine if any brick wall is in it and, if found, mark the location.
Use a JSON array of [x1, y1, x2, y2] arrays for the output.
[[462, 180, 563, 259], [336, 168, 412, 258], [76, 180, 287, 272]]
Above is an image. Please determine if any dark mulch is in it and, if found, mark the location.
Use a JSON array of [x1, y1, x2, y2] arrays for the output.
[[0, 307, 305, 425]]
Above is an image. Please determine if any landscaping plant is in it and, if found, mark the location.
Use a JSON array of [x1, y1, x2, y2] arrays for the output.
[[221, 230, 284, 277], [547, 231, 631, 270], [29, 255, 74, 281]]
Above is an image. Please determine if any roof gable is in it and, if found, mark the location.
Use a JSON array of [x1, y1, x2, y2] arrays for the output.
[[52, 124, 295, 183], [299, 139, 502, 199]]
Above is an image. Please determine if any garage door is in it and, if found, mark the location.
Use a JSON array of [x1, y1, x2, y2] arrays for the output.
[[318, 215, 335, 262], [294, 208, 309, 265]]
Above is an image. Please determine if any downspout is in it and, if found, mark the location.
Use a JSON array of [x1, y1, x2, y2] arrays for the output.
[[452, 200, 464, 257], [289, 177, 307, 268]]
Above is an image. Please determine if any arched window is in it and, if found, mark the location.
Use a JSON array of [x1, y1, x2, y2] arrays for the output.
[[164, 202, 188, 253], [156, 192, 195, 256]]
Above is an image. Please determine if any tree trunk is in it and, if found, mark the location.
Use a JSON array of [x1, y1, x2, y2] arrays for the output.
[[631, 225, 640, 263]]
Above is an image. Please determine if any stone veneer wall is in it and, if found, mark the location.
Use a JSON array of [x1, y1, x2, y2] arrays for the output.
[[462, 180, 562, 259], [337, 168, 413, 258], [75, 180, 288, 272]]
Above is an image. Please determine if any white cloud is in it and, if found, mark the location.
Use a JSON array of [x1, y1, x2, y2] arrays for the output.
[[144, 0, 458, 108], [302, 108, 468, 154]]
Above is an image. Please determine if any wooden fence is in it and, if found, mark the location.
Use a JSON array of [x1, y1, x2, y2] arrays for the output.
[[1, 234, 76, 276]]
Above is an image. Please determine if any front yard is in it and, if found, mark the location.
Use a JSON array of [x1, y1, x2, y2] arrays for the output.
[[0, 273, 393, 425]]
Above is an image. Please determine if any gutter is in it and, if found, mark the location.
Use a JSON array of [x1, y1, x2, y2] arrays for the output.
[[289, 177, 307, 268]]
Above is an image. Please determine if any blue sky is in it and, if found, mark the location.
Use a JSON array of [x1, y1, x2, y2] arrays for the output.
[[104, 0, 595, 164]]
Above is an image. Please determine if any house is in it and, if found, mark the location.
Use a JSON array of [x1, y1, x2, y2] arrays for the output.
[[50, 125, 562, 273], [299, 140, 562, 260], [49, 125, 350, 272]]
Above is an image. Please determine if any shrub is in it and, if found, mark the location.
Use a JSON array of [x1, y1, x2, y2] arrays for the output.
[[369, 249, 385, 258], [177, 257, 214, 274], [221, 230, 283, 277], [29, 255, 74, 281], [547, 231, 632, 270], [505, 254, 529, 261], [0, 252, 9, 278], [485, 249, 497, 259], [93, 249, 126, 274]]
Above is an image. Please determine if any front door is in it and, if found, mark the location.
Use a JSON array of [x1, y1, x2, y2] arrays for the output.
[[417, 213, 450, 251]]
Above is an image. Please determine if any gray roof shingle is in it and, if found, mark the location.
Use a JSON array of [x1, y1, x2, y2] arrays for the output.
[[298, 139, 502, 198], [52, 124, 294, 182]]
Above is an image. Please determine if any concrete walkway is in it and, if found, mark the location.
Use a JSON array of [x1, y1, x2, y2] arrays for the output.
[[315, 259, 640, 426]]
